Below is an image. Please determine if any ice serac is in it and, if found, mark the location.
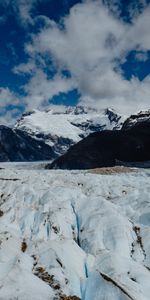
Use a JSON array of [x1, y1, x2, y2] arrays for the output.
[[0, 167, 150, 299]]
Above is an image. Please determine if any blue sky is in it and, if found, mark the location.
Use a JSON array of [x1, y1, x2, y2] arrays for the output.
[[0, 0, 150, 124]]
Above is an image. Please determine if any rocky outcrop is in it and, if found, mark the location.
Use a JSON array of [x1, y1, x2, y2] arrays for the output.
[[46, 119, 150, 170], [122, 110, 150, 130]]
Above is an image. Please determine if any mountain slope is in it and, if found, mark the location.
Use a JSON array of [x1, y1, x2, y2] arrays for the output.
[[0, 125, 55, 162], [0, 166, 150, 299], [122, 109, 150, 130], [47, 112, 150, 170], [0, 106, 123, 162], [14, 106, 123, 156]]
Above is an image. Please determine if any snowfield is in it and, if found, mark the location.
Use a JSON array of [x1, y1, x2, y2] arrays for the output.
[[15, 107, 122, 143], [14, 107, 124, 155], [0, 166, 150, 299]]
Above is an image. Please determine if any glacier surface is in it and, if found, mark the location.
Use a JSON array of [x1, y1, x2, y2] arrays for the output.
[[0, 166, 150, 299]]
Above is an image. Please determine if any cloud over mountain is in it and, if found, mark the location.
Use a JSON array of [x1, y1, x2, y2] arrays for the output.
[[0, 0, 150, 124], [16, 0, 150, 113]]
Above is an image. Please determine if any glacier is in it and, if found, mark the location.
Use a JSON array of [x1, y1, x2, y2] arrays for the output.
[[14, 106, 124, 156], [0, 165, 150, 299]]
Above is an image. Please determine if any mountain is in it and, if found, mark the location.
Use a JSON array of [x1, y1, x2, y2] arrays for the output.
[[0, 165, 150, 299], [0, 125, 55, 162], [122, 109, 150, 130], [1, 109, 150, 300], [0, 106, 150, 164], [14, 106, 123, 156], [0, 106, 123, 162], [47, 111, 150, 170]]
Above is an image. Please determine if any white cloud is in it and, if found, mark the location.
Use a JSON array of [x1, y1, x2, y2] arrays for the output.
[[0, 109, 21, 126], [122, 10, 150, 53], [1, 0, 49, 26], [2, 0, 146, 117], [18, 0, 150, 113], [103, 0, 149, 20], [13, 60, 36, 75], [23, 70, 77, 110], [80, 75, 150, 114], [127, 0, 148, 19], [22, 2, 128, 106], [0, 87, 22, 125], [0, 87, 19, 108], [0, 0, 149, 125]]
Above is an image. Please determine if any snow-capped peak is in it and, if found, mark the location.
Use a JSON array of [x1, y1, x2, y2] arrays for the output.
[[14, 105, 124, 156], [122, 109, 150, 130], [45, 105, 102, 115]]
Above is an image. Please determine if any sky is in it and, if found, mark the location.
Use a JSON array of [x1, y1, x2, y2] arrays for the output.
[[0, 0, 150, 125]]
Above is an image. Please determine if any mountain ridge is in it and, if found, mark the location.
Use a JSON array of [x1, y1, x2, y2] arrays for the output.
[[0, 106, 150, 164], [0, 106, 124, 162], [47, 110, 150, 170]]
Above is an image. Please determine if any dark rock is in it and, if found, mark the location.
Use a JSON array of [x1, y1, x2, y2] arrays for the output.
[[122, 110, 150, 130], [46, 120, 150, 170], [0, 126, 56, 162]]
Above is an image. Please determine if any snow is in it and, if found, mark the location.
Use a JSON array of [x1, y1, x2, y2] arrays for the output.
[[15, 107, 124, 148], [16, 110, 82, 142], [0, 165, 150, 299], [122, 109, 150, 130]]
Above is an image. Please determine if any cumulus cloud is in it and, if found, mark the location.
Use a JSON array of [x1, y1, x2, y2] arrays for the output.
[[0, 0, 49, 26], [118, 4, 150, 55], [104, 0, 149, 20], [15, 0, 150, 113], [0, 87, 19, 108], [0, 108, 21, 126], [23, 70, 77, 110], [80, 76, 150, 114], [0, 87, 22, 125], [127, 0, 149, 20]]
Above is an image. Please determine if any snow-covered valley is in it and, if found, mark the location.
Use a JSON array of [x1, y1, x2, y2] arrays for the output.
[[0, 166, 150, 299]]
